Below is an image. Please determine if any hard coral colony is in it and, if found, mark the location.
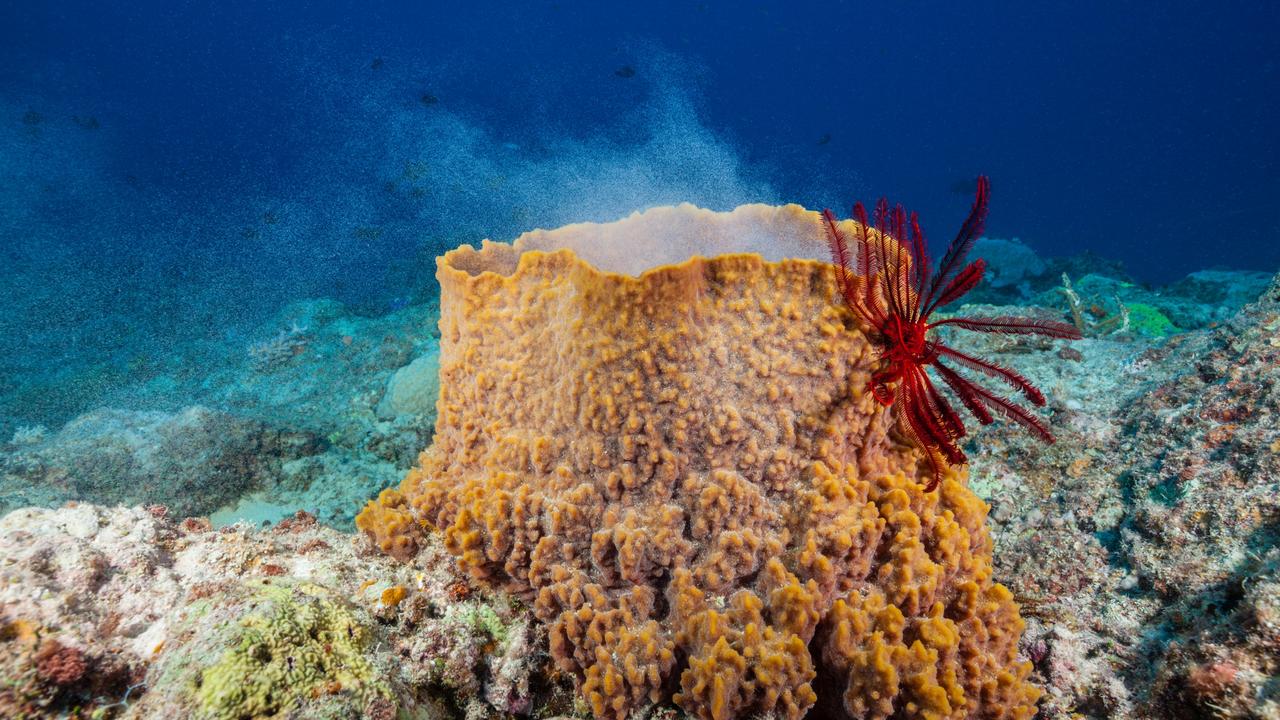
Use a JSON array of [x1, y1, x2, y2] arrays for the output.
[[823, 177, 1081, 489]]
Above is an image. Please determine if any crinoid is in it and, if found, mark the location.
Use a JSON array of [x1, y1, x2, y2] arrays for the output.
[[823, 176, 1081, 489]]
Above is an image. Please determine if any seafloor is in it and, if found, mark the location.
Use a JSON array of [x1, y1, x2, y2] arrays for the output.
[[0, 233, 1277, 719]]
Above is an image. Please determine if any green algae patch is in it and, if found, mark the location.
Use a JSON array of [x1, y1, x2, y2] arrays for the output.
[[1125, 302, 1180, 337], [145, 579, 393, 720]]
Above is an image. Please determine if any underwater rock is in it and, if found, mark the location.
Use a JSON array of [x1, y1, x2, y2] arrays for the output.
[[0, 503, 570, 719], [375, 348, 441, 421], [0, 294, 441, 527], [1148, 546, 1280, 718], [1118, 270, 1280, 593], [972, 237, 1047, 291], [1158, 268, 1274, 328], [358, 203, 1041, 719], [0, 406, 321, 518], [1046, 251, 1133, 286], [1166, 268, 1274, 306]]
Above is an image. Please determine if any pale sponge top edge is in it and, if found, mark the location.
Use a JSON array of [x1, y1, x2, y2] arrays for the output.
[[447, 202, 829, 279]]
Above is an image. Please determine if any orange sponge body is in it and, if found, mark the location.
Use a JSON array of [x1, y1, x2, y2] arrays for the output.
[[358, 204, 1040, 720]]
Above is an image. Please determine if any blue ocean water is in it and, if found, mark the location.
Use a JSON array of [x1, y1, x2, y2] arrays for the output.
[[0, 1, 1276, 434]]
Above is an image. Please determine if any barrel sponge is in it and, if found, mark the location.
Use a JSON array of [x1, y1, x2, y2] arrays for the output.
[[358, 488, 422, 562], [356, 203, 1041, 719]]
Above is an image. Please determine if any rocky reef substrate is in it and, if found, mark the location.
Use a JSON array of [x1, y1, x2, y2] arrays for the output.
[[0, 503, 572, 719]]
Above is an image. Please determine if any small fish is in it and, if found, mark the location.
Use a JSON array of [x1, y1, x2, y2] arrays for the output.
[[419, 93, 438, 106], [614, 65, 636, 78], [73, 115, 100, 130], [371, 57, 384, 70], [816, 133, 831, 146], [22, 109, 42, 126], [950, 178, 978, 196]]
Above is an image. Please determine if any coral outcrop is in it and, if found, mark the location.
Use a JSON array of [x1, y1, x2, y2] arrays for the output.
[[376, 351, 442, 420], [358, 203, 1041, 719]]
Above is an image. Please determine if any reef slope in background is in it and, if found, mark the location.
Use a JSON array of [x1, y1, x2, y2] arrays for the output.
[[1, 300, 444, 530], [0, 204, 1276, 719]]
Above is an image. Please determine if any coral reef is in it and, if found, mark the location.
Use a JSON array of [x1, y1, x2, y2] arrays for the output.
[[0, 503, 571, 719], [247, 323, 311, 372], [1057, 273, 1180, 339], [2, 194, 1272, 717], [1146, 546, 1280, 718], [1058, 272, 1132, 337], [1042, 270, 1272, 339], [1112, 270, 1280, 717], [32, 639, 87, 687], [959, 241, 1267, 336], [359, 203, 1041, 719]]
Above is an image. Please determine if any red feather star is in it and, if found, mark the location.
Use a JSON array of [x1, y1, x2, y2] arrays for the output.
[[823, 176, 1082, 490]]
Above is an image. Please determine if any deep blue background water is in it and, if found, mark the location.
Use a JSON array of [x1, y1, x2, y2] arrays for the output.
[[2, 0, 1277, 305]]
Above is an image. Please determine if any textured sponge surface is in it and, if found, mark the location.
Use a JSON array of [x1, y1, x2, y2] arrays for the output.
[[358, 203, 1040, 720]]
